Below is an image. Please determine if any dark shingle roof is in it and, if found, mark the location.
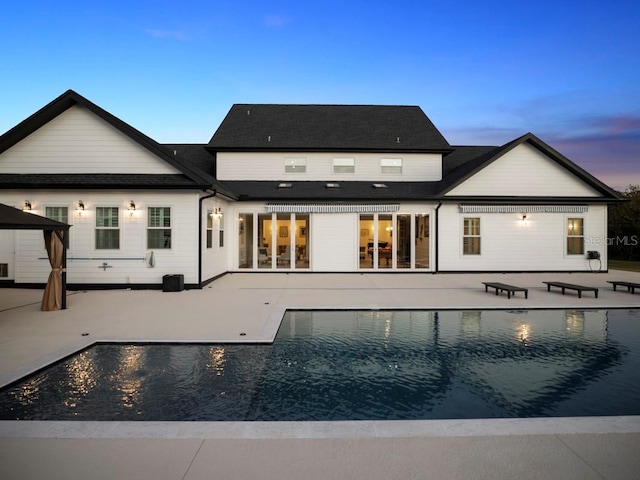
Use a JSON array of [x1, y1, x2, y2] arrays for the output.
[[0, 203, 70, 230], [163, 144, 216, 177], [0, 174, 207, 189], [439, 133, 622, 199], [218, 181, 439, 201], [0, 90, 215, 189], [208, 104, 452, 152]]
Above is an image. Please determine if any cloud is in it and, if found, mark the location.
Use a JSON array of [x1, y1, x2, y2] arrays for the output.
[[443, 112, 640, 191], [264, 14, 291, 28], [536, 113, 640, 190]]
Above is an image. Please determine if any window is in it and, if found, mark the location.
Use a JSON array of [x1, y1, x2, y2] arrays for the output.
[[381, 158, 402, 174], [45, 206, 69, 248], [567, 218, 584, 255], [285, 157, 306, 173], [0, 264, 7, 278], [45, 206, 68, 224], [96, 207, 119, 249], [148, 207, 171, 249], [206, 210, 213, 248], [463, 218, 481, 255], [333, 157, 355, 174], [219, 212, 224, 247]]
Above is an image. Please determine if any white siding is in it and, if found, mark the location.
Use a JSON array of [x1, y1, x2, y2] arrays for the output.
[[217, 151, 442, 181], [0, 106, 181, 174], [0, 230, 15, 280], [200, 197, 231, 281], [0, 192, 202, 285], [438, 203, 608, 271], [446, 143, 600, 197], [311, 213, 357, 271]]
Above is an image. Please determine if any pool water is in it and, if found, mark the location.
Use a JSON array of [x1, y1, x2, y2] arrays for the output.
[[1, 309, 639, 421]]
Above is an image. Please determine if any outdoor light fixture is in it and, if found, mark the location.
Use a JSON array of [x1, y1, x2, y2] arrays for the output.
[[76, 200, 85, 216], [128, 200, 136, 216], [213, 207, 223, 219], [23, 200, 32, 211]]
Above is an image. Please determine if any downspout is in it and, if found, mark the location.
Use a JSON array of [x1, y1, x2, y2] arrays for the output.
[[198, 190, 218, 287], [434, 201, 442, 273]]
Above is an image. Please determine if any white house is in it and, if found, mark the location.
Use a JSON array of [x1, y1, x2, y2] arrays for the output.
[[0, 90, 621, 289]]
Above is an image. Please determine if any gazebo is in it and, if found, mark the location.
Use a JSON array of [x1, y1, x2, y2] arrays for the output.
[[0, 203, 71, 310]]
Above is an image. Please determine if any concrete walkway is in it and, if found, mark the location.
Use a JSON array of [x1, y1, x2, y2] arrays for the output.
[[1, 271, 640, 479]]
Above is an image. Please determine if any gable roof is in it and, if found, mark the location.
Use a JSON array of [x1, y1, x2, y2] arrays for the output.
[[438, 133, 622, 200], [0, 90, 214, 189], [0, 203, 70, 230], [208, 104, 452, 152]]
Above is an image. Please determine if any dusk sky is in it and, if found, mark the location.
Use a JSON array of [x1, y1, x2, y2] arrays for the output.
[[1, 0, 639, 190]]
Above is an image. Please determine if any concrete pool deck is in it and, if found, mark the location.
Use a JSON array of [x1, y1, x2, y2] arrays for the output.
[[1, 271, 640, 479]]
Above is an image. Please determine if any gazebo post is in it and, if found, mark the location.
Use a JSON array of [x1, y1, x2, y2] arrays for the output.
[[61, 231, 67, 310]]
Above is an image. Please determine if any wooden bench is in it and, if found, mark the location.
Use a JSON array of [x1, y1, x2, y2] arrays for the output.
[[607, 281, 640, 294], [543, 281, 598, 298], [482, 282, 528, 299]]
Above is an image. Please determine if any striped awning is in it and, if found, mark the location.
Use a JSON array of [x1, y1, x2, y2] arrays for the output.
[[459, 204, 588, 214], [267, 203, 400, 213]]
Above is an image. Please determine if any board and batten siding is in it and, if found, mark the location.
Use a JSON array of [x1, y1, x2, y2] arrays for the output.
[[446, 143, 600, 197], [310, 213, 357, 271], [216, 152, 443, 181], [0, 105, 181, 174], [0, 192, 202, 285], [438, 204, 607, 271]]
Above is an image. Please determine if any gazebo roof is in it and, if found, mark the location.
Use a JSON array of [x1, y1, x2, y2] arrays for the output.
[[0, 204, 70, 230]]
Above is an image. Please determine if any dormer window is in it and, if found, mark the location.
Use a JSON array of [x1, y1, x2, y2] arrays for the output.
[[373, 183, 388, 189], [333, 157, 355, 174], [381, 158, 402, 174], [285, 158, 306, 173]]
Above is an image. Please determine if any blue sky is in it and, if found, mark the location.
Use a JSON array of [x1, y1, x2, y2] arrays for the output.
[[1, 0, 639, 189]]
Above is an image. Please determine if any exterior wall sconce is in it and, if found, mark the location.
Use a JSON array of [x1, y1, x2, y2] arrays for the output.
[[76, 200, 85, 217], [213, 207, 222, 219], [521, 214, 529, 225], [23, 200, 32, 211], [128, 200, 136, 216]]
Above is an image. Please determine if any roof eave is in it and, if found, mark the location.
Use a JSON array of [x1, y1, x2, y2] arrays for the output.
[[438, 133, 622, 200], [208, 146, 454, 154], [439, 195, 624, 204], [0, 90, 215, 187]]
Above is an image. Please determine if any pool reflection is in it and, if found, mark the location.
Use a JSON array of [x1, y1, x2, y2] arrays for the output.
[[0, 309, 637, 421]]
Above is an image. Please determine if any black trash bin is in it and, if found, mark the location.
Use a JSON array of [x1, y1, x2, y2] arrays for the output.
[[162, 274, 184, 292]]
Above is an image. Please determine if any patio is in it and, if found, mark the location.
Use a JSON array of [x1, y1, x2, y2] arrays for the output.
[[1, 271, 640, 479]]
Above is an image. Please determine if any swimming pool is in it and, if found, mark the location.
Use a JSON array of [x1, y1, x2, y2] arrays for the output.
[[1, 309, 639, 421]]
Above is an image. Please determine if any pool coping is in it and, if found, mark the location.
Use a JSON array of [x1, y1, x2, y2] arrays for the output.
[[2, 416, 639, 439]]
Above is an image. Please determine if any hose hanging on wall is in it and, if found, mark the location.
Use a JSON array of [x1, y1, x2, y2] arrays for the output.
[[146, 251, 155, 268]]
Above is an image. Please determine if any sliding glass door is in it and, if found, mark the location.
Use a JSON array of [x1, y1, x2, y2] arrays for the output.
[[358, 213, 430, 270], [238, 213, 310, 270]]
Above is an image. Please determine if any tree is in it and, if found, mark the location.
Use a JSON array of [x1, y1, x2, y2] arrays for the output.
[[608, 185, 640, 261]]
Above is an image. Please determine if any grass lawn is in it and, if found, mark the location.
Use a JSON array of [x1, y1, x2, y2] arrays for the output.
[[609, 259, 640, 272]]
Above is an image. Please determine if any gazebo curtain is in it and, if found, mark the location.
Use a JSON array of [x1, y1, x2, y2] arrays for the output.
[[41, 230, 65, 311]]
